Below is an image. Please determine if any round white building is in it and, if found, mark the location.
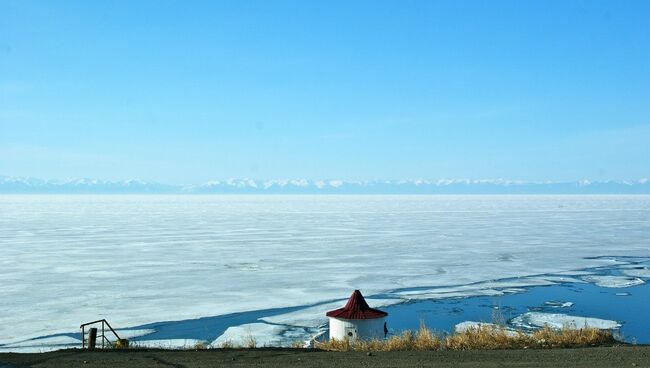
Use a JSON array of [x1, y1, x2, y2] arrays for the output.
[[326, 289, 388, 341]]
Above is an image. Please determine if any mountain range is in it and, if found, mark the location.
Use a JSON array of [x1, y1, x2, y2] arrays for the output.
[[1, 176, 649, 194]]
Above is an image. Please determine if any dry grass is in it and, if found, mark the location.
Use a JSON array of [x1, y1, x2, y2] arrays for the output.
[[315, 323, 442, 352], [316, 323, 617, 352], [445, 325, 529, 350], [193, 342, 207, 350], [217, 340, 234, 349], [243, 331, 257, 349], [111, 338, 130, 349], [529, 325, 616, 348]]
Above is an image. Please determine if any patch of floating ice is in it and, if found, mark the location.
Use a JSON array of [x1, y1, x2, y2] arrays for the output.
[[454, 321, 520, 337], [582, 275, 645, 288], [543, 301, 574, 308], [396, 278, 557, 300], [541, 276, 585, 284], [501, 287, 527, 294], [211, 323, 317, 348], [553, 270, 597, 276], [622, 268, 650, 278], [404, 289, 506, 300], [510, 312, 621, 330]]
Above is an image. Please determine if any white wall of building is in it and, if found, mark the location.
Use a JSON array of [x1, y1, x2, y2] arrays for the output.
[[329, 317, 386, 341]]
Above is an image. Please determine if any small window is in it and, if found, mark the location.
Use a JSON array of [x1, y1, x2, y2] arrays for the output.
[[347, 332, 353, 337]]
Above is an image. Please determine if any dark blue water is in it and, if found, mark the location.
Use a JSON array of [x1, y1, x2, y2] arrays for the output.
[[385, 278, 650, 343]]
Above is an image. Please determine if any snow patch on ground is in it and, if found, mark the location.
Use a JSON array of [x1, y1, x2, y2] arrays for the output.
[[511, 312, 621, 330]]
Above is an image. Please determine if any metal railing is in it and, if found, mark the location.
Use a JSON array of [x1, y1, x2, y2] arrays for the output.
[[80, 319, 121, 349]]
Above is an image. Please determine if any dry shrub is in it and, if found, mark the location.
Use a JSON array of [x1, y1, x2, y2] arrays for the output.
[[315, 324, 441, 352], [193, 342, 207, 350], [530, 325, 615, 348], [112, 338, 130, 349], [445, 325, 529, 350], [413, 323, 443, 351], [316, 323, 615, 352], [217, 340, 234, 349]]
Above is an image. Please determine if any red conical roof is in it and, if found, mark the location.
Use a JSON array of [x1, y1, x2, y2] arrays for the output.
[[326, 290, 388, 320]]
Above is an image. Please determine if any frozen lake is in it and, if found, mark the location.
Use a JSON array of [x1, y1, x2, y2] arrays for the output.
[[1, 195, 649, 351]]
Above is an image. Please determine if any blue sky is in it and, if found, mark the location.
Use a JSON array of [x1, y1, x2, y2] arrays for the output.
[[1, 0, 649, 184]]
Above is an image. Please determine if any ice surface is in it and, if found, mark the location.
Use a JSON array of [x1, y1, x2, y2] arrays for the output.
[[1, 195, 649, 349], [511, 312, 621, 330], [581, 275, 645, 288], [0, 328, 154, 353], [0, 336, 79, 349], [621, 268, 650, 278], [540, 276, 586, 284], [543, 301, 574, 308], [395, 278, 559, 300]]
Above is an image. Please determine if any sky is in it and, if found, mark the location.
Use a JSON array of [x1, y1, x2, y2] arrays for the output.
[[1, 0, 649, 184]]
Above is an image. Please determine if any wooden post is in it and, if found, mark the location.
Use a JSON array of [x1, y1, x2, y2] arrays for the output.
[[88, 328, 98, 350], [81, 326, 85, 349], [102, 321, 105, 348]]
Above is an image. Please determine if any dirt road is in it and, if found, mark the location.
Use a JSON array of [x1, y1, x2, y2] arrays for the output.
[[2, 346, 649, 368]]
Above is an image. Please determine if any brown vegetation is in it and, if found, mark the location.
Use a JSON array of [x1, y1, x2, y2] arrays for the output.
[[315, 324, 617, 352]]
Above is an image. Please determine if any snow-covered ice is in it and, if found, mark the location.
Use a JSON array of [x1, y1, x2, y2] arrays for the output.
[[621, 267, 650, 278], [0, 335, 81, 353], [581, 275, 645, 288], [395, 278, 560, 301], [211, 323, 319, 348], [1, 195, 649, 349], [511, 312, 621, 330]]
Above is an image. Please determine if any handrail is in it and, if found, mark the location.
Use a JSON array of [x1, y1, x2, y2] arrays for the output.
[[80, 319, 121, 349]]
